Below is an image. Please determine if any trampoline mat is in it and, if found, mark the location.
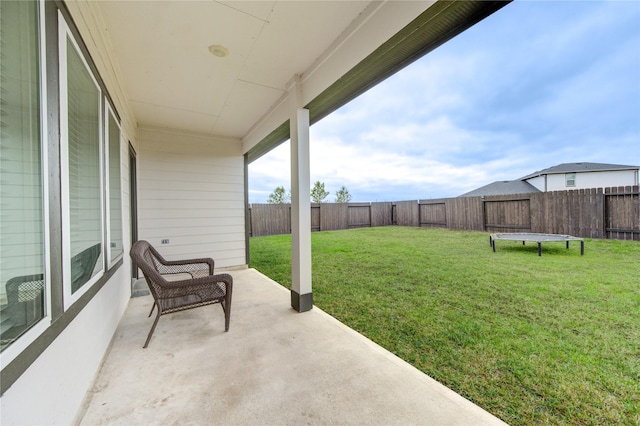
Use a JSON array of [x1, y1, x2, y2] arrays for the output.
[[491, 233, 582, 242], [489, 232, 584, 256]]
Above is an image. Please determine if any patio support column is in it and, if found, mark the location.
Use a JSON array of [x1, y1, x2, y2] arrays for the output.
[[290, 76, 313, 312]]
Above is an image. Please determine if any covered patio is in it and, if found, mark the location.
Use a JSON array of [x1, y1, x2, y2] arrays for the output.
[[1, 1, 512, 423], [79, 268, 505, 425]]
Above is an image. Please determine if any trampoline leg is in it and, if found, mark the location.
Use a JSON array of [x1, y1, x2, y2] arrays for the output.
[[537, 242, 542, 256], [581, 241, 584, 255], [566, 241, 569, 249], [522, 241, 525, 245], [492, 239, 496, 252]]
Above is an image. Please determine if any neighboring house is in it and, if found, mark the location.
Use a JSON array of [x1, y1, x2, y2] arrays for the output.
[[0, 1, 508, 424], [521, 162, 640, 192], [460, 162, 640, 197]]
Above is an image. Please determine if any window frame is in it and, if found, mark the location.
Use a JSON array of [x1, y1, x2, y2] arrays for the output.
[[58, 11, 105, 310], [0, 0, 52, 364], [565, 172, 576, 187], [105, 102, 124, 267], [1, 0, 125, 395]]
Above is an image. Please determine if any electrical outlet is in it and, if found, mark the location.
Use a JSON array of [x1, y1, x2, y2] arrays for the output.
[[161, 239, 170, 244]]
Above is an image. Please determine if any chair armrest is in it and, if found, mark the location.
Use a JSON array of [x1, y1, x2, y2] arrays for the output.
[[158, 257, 215, 275], [156, 273, 233, 297]]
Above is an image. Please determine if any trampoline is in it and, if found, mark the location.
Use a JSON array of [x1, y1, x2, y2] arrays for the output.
[[489, 233, 584, 256]]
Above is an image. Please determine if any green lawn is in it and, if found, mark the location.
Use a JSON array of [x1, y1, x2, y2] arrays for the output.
[[249, 227, 640, 425]]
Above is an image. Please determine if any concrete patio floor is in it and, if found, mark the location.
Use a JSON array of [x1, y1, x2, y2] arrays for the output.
[[78, 268, 507, 425]]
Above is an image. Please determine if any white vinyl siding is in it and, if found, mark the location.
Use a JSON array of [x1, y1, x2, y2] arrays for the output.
[[545, 170, 639, 191], [138, 128, 245, 268], [526, 175, 546, 192]]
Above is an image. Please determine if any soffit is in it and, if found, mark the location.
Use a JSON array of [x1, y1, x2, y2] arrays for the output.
[[96, 0, 372, 137]]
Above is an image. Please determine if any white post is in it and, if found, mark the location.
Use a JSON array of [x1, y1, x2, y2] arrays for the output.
[[290, 76, 312, 312]]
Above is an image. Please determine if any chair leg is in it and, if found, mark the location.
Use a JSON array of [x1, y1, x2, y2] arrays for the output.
[[221, 301, 230, 332], [223, 291, 232, 332], [144, 311, 161, 348], [148, 302, 156, 318]]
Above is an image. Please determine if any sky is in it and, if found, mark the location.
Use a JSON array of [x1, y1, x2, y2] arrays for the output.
[[248, 0, 640, 203]]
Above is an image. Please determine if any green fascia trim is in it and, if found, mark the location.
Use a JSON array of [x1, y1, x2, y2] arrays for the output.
[[246, 121, 290, 163]]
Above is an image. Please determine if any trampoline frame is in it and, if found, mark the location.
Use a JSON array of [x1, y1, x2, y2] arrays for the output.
[[489, 232, 584, 256]]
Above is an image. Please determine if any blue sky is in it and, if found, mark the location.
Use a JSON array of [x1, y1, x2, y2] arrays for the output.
[[248, 0, 640, 203]]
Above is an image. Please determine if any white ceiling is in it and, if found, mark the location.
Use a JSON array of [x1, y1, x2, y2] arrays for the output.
[[97, 1, 382, 138], [95, 1, 509, 157]]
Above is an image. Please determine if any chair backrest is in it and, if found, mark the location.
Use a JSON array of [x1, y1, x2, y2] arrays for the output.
[[130, 240, 169, 299]]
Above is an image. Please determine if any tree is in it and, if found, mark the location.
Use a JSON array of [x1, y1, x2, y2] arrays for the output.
[[310, 181, 329, 203], [335, 186, 352, 203], [267, 186, 290, 204]]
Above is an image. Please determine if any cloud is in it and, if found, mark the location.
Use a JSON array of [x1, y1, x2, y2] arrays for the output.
[[308, 118, 532, 200]]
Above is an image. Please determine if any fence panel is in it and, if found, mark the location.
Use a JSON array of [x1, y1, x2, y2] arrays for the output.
[[605, 185, 640, 240], [311, 204, 321, 232], [348, 203, 372, 228], [418, 201, 446, 228], [574, 188, 604, 238], [547, 191, 566, 235], [534, 189, 602, 238], [483, 196, 531, 233], [529, 192, 546, 234], [250, 204, 290, 236], [320, 203, 348, 231], [394, 201, 419, 226], [371, 202, 393, 227], [447, 197, 484, 231]]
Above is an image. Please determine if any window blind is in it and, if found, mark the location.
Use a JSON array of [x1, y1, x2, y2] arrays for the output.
[[65, 37, 103, 293], [0, 0, 45, 351]]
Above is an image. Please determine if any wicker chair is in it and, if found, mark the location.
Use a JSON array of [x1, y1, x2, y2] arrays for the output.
[[130, 240, 233, 348]]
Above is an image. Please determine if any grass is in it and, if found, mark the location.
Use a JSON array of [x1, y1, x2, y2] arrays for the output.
[[249, 227, 640, 425]]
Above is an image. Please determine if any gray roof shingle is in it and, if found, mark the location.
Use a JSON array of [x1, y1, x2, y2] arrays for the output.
[[520, 162, 639, 180], [458, 180, 540, 197]]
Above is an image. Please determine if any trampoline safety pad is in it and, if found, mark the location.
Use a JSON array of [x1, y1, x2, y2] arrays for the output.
[[489, 233, 584, 256]]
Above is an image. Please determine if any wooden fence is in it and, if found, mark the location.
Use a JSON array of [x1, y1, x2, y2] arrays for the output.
[[248, 185, 639, 240]]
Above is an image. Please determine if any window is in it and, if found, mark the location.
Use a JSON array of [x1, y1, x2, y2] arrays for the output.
[[1, 1, 127, 381], [106, 106, 123, 264], [0, 0, 46, 352], [60, 17, 104, 305], [565, 173, 576, 187]]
